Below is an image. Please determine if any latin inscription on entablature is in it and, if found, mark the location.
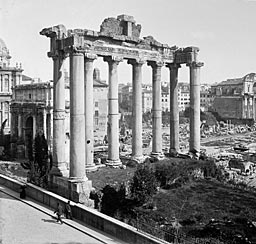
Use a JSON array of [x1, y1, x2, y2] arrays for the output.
[[62, 36, 174, 62], [23, 108, 34, 114], [93, 45, 173, 62]]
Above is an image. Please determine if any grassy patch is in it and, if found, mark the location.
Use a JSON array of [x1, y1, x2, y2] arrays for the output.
[[87, 166, 136, 190]]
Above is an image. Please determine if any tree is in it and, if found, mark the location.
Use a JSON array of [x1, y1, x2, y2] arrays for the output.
[[130, 164, 158, 205], [101, 183, 127, 217], [28, 132, 50, 187], [34, 132, 49, 176]]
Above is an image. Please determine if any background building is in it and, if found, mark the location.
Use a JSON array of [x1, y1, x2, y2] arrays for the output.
[[0, 38, 23, 133], [118, 81, 213, 114], [10, 68, 108, 158], [211, 73, 256, 124], [200, 84, 214, 111], [178, 82, 190, 112]]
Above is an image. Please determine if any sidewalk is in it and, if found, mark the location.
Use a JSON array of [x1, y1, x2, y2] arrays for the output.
[[0, 184, 129, 244]]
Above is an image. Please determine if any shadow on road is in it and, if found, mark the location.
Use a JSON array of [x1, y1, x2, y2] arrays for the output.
[[41, 217, 60, 224]]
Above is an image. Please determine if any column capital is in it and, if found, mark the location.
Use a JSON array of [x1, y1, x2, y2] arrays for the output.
[[84, 53, 97, 60], [147, 60, 165, 68], [166, 63, 181, 70], [103, 55, 123, 64], [186, 61, 204, 68], [70, 50, 84, 57], [127, 58, 146, 66], [51, 51, 68, 61]]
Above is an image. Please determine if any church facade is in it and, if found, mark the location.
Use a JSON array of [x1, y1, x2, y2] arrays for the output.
[[0, 38, 23, 133]]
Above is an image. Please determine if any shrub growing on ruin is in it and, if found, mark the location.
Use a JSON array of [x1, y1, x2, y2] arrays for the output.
[[130, 164, 158, 205], [101, 183, 127, 217]]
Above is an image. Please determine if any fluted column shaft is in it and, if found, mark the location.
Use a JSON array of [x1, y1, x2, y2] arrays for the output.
[[148, 61, 163, 155], [69, 52, 86, 180], [128, 59, 144, 159], [84, 54, 97, 171], [168, 63, 181, 154], [188, 61, 204, 154], [104, 56, 122, 165]]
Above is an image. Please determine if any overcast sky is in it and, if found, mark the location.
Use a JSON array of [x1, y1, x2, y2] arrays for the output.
[[1, 0, 256, 84]]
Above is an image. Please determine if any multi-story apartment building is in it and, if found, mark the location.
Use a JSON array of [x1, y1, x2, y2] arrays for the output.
[[178, 82, 190, 111], [200, 91, 214, 111], [119, 81, 214, 114], [211, 73, 256, 123], [119, 82, 171, 113], [200, 84, 214, 111]]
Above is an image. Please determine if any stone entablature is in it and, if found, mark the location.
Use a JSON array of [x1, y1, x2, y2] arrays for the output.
[[40, 15, 199, 66]]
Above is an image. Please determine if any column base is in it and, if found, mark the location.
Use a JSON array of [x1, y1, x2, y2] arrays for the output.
[[68, 178, 94, 206], [49, 163, 69, 177], [106, 159, 122, 168], [85, 164, 98, 172], [189, 149, 200, 160], [131, 155, 145, 164], [150, 152, 164, 160], [48, 175, 94, 206], [169, 148, 179, 157]]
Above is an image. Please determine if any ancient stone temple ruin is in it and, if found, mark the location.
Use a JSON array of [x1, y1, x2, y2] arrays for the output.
[[40, 15, 203, 202]]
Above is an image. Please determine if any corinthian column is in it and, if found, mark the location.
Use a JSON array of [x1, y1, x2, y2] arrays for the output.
[[148, 61, 164, 156], [187, 61, 204, 156], [84, 54, 97, 172], [167, 63, 181, 155], [18, 114, 22, 139], [128, 59, 145, 160], [104, 56, 123, 166], [69, 52, 87, 180], [50, 54, 68, 177]]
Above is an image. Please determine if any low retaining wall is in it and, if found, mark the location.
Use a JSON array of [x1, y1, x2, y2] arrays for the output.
[[0, 174, 166, 244]]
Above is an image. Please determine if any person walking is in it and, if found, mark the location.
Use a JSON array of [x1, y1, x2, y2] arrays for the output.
[[54, 203, 63, 224], [65, 201, 73, 220], [20, 186, 26, 199]]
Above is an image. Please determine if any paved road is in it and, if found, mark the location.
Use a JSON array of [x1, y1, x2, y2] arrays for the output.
[[0, 186, 128, 244]]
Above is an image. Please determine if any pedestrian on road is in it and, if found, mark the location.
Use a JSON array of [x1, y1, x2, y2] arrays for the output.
[[65, 201, 73, 220], [54, 203, 63, 224], [20, 185, 26, 199]]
